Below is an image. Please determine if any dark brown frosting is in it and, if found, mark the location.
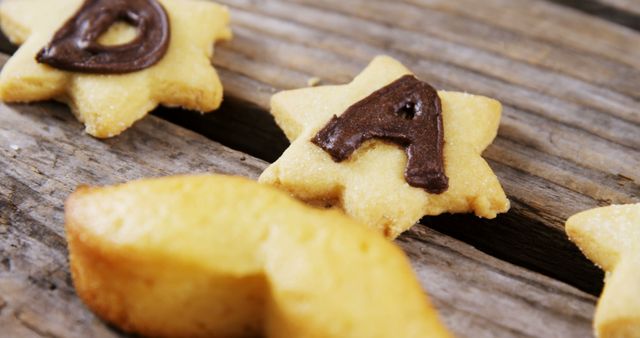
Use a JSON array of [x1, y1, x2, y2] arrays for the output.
[[36, 0, 170, 74], [312, 75, 449, 194]]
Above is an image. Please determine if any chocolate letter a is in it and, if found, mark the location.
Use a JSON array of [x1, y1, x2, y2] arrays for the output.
[[312, 75, 449, 194]]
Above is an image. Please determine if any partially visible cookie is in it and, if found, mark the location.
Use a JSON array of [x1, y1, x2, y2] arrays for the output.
[[566, 204, 640, 338], [259, 56, 509, 238], [0, 0, 231, 138], [65, 175, 452, 338]]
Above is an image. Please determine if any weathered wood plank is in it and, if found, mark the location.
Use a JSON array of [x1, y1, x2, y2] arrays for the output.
[[281, 0, 640, 116], [402, 0, 640, 68], [226, 1, 640, 102], [0, 65, 598, 337], [398, 227, 595, 338], [128, 0, 640, 294]]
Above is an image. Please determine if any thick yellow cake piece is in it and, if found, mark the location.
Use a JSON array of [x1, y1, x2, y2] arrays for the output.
[[0, 0, 231, 138], [260, 56, 509, 238], [566, 204, 640, 338], [65, 175, 452, 338]]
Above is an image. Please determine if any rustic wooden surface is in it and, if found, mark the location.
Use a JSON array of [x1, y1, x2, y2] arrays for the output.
[[0, 78, 597, 338], [1, 0, 638, 337]]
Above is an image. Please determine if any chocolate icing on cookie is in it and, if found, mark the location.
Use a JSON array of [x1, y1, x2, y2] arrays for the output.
[[36, 0, 170, 74], [312, 75, 448, 193]]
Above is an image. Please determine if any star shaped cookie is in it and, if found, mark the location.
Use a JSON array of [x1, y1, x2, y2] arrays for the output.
[[566, 204, 640, 338], [0, 0, 231, 138], [259, 56, 510, 238]]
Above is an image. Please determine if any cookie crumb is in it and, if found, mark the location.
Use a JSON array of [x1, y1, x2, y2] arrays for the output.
[[307, 77, 321, 87]]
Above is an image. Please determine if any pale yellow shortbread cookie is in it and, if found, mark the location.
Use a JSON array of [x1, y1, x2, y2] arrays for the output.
[[0, 0, 231, 138], [260, 56, 509, 238], [65, 175, 452, 338], [567, 204, 640, 338]]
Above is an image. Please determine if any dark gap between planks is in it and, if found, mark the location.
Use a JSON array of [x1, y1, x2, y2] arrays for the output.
[[546, 0, 640, 31]]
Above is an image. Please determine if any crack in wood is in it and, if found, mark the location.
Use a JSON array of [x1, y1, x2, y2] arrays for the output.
[[15, 310, 63, 338], [400, 227, 598, 304], [547, 0, 640, 31], [0, 295, 6, 313], [0, 178, 68, 253], [0, 257, 11, 272]]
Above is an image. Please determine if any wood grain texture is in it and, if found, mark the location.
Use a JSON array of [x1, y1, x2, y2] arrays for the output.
[[145, 0, 638, 294], [0, 75, 597, 337]]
